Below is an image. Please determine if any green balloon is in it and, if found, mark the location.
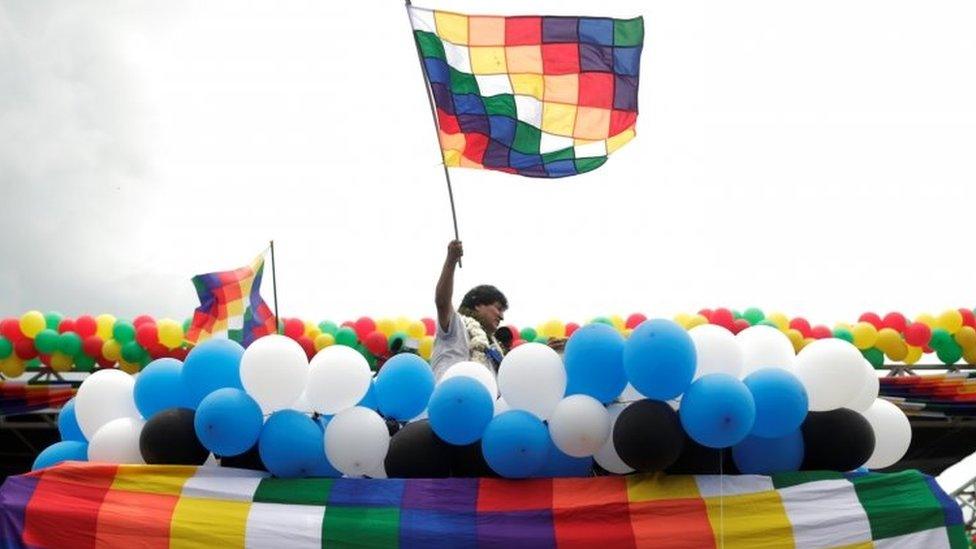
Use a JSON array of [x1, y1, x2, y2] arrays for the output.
[[862, 348, 885, 369], [591, 317, 613, 326], [520, 327, 537, 341], [743, 308, 765, 325], [335, 327, 358, 347], [57, 332, 83, 357], [121, 340, 145, 363], [0, 336, 11, 359], [534, 335, 550, 344], [929, 328, 952, 351], [389, 331, 409, 351], [182, 318, 192, 333], [318, 321, 338, 335], [359, 344, 378, 371], [74, 354, 95, 372], [758, 319, 779, 328], [114, 320, 136, 343], [34, 329, 60, 355], [44, 311, 63, 330], [833, 327, 854, 344], [25, 358, 42, 372], [937, 340, 963, 365]]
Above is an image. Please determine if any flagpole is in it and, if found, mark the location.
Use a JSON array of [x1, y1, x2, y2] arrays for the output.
[[404, 0, 462, 267], [269, 240, 281, 334]]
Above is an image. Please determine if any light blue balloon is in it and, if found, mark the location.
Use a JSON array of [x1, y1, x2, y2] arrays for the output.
[[374, 353, 435, 420], [194, 388, 264, 457], [534, 433, 593, 478], [32, 440, 88, 471], [258, 410, 326, 478], [481, 410, 548, 478], [680, 374, 756, 448], [57, 398, 86, 442], [564, 323, 627, 404], [135, 358, 193, 419], [623, 319, 696, 400], [181, 339, 244, 407], [731, 431, 804, 474], [743, 368, 808, 438], [357, 380, 379, 411], [310, 415, 341, 477], [428, 377, 493, 445]]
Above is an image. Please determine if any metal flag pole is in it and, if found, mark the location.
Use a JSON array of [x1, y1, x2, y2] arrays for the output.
[[269, 240, 281, 334], [404, 0, 462, 267]]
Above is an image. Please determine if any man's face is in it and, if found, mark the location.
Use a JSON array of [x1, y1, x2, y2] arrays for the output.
[[473, 301, 506, 334]]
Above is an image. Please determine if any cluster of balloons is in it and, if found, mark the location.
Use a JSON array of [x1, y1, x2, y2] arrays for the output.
[[33, 316, 911, 479], [276, 316, 438, 367]]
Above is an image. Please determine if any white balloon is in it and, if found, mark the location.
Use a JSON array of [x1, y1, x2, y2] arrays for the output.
[[307, 345, 372, 415], [75, 369, 141, 440], [240, 335, 308, 413], [440, 361, 498, 397], [736, 325, 796, 376], [290, 389, 315, 413], [862, 399, 912, 469], [617, 383, 645, 402], [497, 343, 566, 420], [493, 396, 511, 416], [324, 406, 390, 477], [88, 417, 145, 464], [595, 403, 635, 474], [548, 395, 610, 457], [689, 324, 744, 378], [794, 339, 866, 411], [846, 360, 880, 412]]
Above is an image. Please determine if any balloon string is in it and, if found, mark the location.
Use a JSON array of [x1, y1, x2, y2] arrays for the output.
[[719, 452, 724, 549]]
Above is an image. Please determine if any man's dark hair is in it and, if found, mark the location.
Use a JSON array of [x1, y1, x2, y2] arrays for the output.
[[460, 284, 508, 311]]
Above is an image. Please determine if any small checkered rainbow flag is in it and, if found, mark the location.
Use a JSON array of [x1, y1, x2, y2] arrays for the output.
[[409, 6, 642, 178], [185, 251, 276, 347]]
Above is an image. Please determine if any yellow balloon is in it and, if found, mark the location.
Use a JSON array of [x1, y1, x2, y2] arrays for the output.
[[96, 314, 117, 340], [884, 340, 908, 362], [19, 310, 45, 338], [539, 319, 566, 339], [964, 347, 976, 366], [915, 313, 936, 328], [157, 319, 184, 349], [609, 315, 626, 332], [418, 335, 435, 361], [394, 317, 412, 334], [799, 337, 816, 351], [904, 345, 923, 365], [314, 333, 335, 351], [407, 321, 427, 340], [936, 309, 964, 334], [102, 339, 122, 362], [851, 322, 879, 350], [1, 357, 26, 378], [50, 352, 73, 372], [767, 312, 789, 332], [875, 328, 902, 353], [376, 319, 396, 337], [304, 321, 321, 339], [119, 360, 140, 375], [673, 313, 692, 329], [686, 314, 709, 330], [955, 326, 976, 350], [786, 329, 804, 353]]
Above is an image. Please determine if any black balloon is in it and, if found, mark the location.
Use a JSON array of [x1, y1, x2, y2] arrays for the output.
[[613, 400, 685, 472], [139, 408, 210, 465], [802, 409, 875, 472], [384, 420, 452, 478], [666, 435, 739, 475], [450, 441, 499, 478], [220, 443, 267, 472]]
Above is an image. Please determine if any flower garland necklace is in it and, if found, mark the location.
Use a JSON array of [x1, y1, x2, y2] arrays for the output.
[[458, 309, 504, 371]]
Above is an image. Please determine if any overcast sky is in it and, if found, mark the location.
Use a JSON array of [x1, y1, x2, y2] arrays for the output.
[[2, 0, 976, 331]]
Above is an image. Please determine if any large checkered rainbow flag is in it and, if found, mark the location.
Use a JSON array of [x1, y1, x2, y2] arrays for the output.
[[185, 252, 276, 347], [409, 6, 642, 178], [0, 463, 965, 548]]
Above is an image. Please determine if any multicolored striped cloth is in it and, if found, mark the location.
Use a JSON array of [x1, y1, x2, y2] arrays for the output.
[[0, 382, 74, 417], [881, 373, 976, 417], [186, 252, 277, 347], [0, 462, 964, 548]]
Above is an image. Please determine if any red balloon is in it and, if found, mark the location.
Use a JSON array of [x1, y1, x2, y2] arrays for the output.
[[57, 318, 76, 334], [283, 318, 305, 339], [297, 336, 316, 360], [168, 348, 189, 361], [354, 317, 377, 340], [810, 325, 832, 339], [363, 331, 389, 357], [146, 343, 168, 359], [904, 322, 932, 347], [82, 336, 104, 358], [711, 308, 734, 330], [0, 318, 24, 342], [731, 318, 751, 334], [697, 309, 714, 321], [38, 354, 52, 367], [625, 313, 647, 329], [858, 312, 883, 329], [14, 339, 38, 360], [135, 323, 159, 348], [565, 322, 580, 337], [959, 309, 976, 330], [75, 315, 98, 338], [789, 317, 812, 337], [511, 339, 526, 349], [133, 315, 155, 328], [421, 318, 436, 336], [96, 357, 117, 369], [882, 312, 907, 333]]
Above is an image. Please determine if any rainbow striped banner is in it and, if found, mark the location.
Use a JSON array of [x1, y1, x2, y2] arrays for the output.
[[0, 382, 74, 417], [0, 462, 965, 548]]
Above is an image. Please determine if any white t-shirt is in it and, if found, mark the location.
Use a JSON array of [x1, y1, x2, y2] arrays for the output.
[[430, 311, 471, 381]]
